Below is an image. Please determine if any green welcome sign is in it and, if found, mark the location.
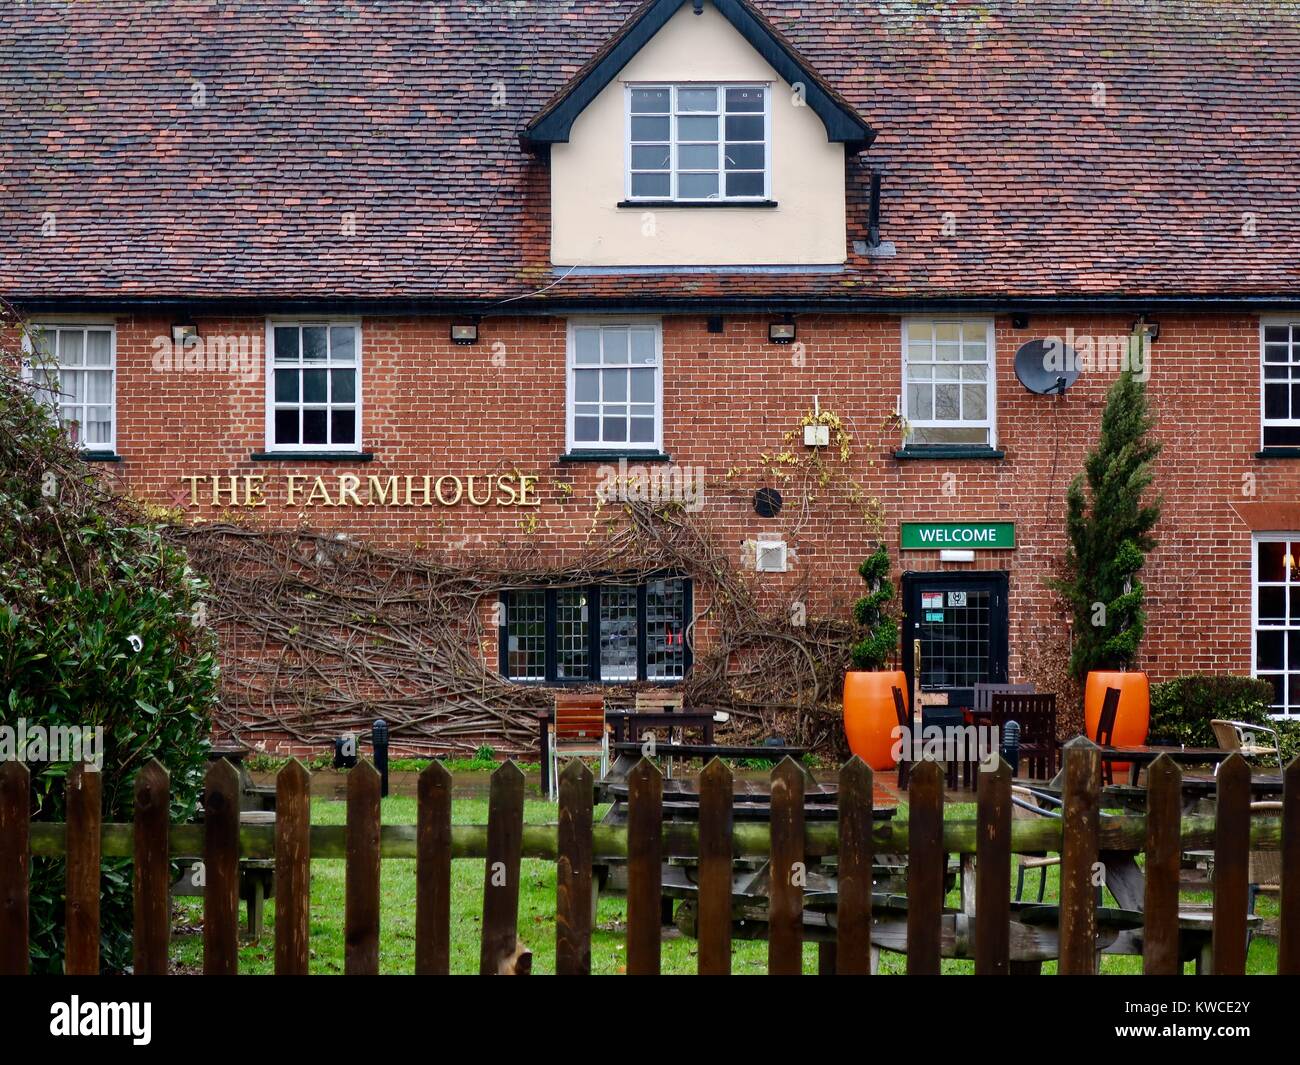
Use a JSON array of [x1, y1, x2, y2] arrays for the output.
[[900, 521, 1016, 550]]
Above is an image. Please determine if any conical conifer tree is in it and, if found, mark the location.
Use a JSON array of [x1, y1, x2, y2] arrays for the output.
[[1050, 369, 1162, 679]]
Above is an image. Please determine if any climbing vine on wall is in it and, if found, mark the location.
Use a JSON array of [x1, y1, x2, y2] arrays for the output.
[[168, 498, 860, 757], [152, 404, 912, 757]]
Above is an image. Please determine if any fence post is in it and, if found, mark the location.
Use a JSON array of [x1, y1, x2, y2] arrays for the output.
[[344, 760, 381, 975], [556, 759, 593, 976], [65, 762, 102, 975], [416, 759, 452, 975], [626, 757, 663, 976], [1281, 756, 1300, 975], [1212, 753, 1250, 975], [0, 761, 30, 975], [1142, 755, 1182, 975], [133, 759, 170, 976], [974, 758, 1011, 975], [203, 758, 241, 975], [836, 757, 874, 975], [769, 756, 806, 975], [698, 757, 733, 976], [1058, 736, 1100, 975], [906, 759, 945, 975], [479, 760, 525, 975], [274, 759, 311, 975]]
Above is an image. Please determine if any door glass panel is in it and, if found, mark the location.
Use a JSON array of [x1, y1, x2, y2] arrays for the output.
[[916, 586, 996, 691]]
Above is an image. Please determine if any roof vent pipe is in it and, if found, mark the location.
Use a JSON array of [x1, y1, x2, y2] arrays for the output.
[[867, 172, 882, 249]]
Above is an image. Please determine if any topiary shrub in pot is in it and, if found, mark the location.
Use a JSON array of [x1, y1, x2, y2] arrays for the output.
[[842, 545, 905, 770], [1049, 367, 1162, 756]]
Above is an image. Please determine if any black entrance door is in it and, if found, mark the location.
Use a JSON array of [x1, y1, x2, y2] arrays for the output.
[[902, 571, 1009, 708]]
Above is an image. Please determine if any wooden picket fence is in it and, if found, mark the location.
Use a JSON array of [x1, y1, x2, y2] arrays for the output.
[[1, 737, 1299, 975]]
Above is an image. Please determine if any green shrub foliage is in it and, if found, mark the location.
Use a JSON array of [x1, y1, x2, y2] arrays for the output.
[[0, 355, 218, 972], [850, 546, 898, 671], [1148, 674, 1300, 762], [1049, 370, 1162, 678]]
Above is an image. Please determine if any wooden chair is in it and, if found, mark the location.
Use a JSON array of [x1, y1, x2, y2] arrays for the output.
[[921, 705, 966, 789], [634, 690, 683, 713], [892, 685, 911, 788], [1010, 786, 1060, 902], [974, 682, 1034, 718], [550, 692, 608, 801], [988, 692, 1059, 779], [634, 689, 684, 776], [1211, 718, 1283, 771], [1094, 686, 1121, 784], [1248, 801, 1284, 911]]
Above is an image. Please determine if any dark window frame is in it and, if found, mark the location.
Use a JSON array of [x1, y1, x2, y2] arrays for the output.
[[498, 577, 692, 685]]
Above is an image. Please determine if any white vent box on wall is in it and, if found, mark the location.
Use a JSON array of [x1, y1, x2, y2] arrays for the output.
[[755, 539, 789, 573]]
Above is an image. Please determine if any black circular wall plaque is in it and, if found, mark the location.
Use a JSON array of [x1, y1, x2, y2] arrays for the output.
[[753, 487, 783, 518]]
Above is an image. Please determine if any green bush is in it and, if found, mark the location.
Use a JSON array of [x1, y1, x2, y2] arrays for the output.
[[0, 349, 218, 972], [1147, 675, 1300, 762]]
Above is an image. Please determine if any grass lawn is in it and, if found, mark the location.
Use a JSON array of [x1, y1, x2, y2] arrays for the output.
[[170, 795, 1281, 975]]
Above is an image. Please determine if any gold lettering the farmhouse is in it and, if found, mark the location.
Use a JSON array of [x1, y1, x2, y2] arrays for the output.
[[179, 473, 541, 508]]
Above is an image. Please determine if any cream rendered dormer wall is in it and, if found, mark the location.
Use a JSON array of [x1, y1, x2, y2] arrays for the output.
[[549, 1, 847, 267]]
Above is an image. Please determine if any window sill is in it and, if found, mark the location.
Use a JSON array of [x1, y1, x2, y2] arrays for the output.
[[894, 446, 1005, 461], [1256, 448, 1300, 459], [82, 450, 123, 463], [616, 200, 778, 210], [250, 451, 374, 462], [558, 450, 672, 463]]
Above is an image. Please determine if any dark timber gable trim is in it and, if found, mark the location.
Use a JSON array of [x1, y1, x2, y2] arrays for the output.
[[520, 0, 874, 153]]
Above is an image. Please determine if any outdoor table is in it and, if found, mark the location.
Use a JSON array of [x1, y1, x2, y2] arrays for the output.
[[535, 708, 717, 794], [603, 739, 812, 785], [598, 776, 863, 821], [1095, 744, 1233, 785]]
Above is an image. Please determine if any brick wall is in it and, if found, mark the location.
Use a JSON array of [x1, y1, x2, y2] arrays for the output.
[[35, 309, 1292, 740]]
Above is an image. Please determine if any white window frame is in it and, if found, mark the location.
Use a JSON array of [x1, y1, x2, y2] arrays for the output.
[[565, 318, 664, 453], [1251, 532, 1300, 719], [900, 318, 997, 449], [22, 321, 118, 453], [264, 318, 363, 454], [624, 83, 772, 203], [1259, 316, 1300, 450]]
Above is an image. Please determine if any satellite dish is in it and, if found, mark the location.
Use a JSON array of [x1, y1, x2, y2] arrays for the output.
[[1014, 339, 1080, 395]]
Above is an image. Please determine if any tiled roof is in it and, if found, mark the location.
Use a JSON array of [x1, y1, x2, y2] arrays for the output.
[[2, 0, 1299, 307]]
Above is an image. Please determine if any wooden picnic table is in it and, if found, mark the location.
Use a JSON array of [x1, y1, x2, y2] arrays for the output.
[[598, 776, 860, 822], [535, 707, 717, 794], [1095, 744, 1233, 785], [1028, 773, 1283, 814], [605, 740, 811, 786]]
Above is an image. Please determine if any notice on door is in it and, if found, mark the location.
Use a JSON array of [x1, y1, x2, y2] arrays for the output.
[[921, 592, 943, 610]]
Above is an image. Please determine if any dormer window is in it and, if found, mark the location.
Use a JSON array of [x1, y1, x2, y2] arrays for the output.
[[627, 84, 769, 202]]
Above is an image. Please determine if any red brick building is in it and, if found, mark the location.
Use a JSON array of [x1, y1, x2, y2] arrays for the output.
[[4, 1, 1300, 748]]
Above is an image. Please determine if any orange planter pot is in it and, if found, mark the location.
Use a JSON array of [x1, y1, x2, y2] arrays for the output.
[[843, 670, 909, 770], [1084, 671, 1150, 775]]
